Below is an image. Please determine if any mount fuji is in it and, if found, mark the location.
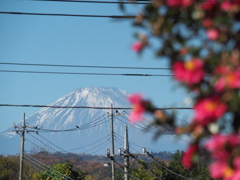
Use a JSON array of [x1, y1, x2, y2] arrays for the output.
[[0, 87, 188, 155]]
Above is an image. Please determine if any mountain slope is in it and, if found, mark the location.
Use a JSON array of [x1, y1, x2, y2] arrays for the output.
[[0, 87, 188, 155]]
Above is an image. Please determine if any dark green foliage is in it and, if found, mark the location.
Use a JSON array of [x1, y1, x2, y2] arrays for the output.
[[33, 162, 87, 180], [0, 155, 19, 180], [0, 155, 34, 180], [129, 150, 213, 180]]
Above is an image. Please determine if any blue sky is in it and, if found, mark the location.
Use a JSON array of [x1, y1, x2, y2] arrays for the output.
[[0, 0, 192, 132]]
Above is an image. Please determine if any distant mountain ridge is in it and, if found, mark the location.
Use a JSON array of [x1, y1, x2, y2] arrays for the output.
[[0, 86, 188, 155]]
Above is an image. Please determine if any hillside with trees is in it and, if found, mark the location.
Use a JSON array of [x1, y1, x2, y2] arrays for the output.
[[0, 150, 211, 180]]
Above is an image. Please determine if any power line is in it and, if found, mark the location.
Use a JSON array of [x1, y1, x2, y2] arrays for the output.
[[0, 62, 170, 70], [38, 117, 110, 132], [114, 133, 171, 153], [27, 134, 60, 153], [0, 11, 137, 18], [75, 137, 110, 154], [115, 116, 160, 134], [113, 160, 140, 180], [65, 134, 111, 151], [36, 0, 149, 4], [25, 154, 74, 180], [133, 156, 163, 180], [25, 138, 49, 152], [147, 153, 194, 180], [0, 69, 171, 77], [37, 134, 68, 153], [24, 161, 58, 180], [115, 115, 175, 135], [89, 138, 111, 155], [114, 116, 154, 133], [0, 103, 193, 110], [34, 114, 109, 132], [114, 134, 141, 153], [25, 155, 73, 180]]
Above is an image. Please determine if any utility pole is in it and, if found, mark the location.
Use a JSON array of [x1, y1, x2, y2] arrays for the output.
[[124, 126, 129, 180], [106, 124, 148, 180], [13, 113, 38, 180], [19, 113, 26, 180], [107, 107, 126, 180], [110, 104, 115, 180]]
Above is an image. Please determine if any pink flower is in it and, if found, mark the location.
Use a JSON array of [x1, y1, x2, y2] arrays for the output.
[[205, 135, 230, 159], [194, 96, 227, 125], [182, 144, 199, 168], [131, 42, 143, 52], [210, 160, 240, 180], [215, 68, 240, 91], [215, 66, 232, 74], [205, 134, 240, 159], [172, 58, 205, 85], [221, 1, 233, 11], [205, 135, 226, 151], [181, 0, 193, 7], [201, 0, 217, 10], [209, 159, 240, 180], [234, 157, 240, 167], [210, 160, 235, 179], [166, 0, 181, 6], [206, 29, 219, 40], [205, 135, 240, 179], [127, 94, 145, 123], [166, 0, 193, 7]]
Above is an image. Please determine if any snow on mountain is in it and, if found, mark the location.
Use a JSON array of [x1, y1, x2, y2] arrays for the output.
[[0, 87, 188, 156]]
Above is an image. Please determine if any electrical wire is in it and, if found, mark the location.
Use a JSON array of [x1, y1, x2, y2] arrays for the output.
[[0, 103, 193, 109], [65, 134, 111, 151], [24, 160, 58, 180], [25, 138, 49, 152], [27, 134, 60, 152], [114, 133, 164, 153], [35, 0, 149, 4], [77, 136, 110, 154], [0, 11, 137, 18], [36, 133, 68, 153], [114, 116, 159, 134], [147, 153, 194, 180], [114, 135, 124, 147], [25, 154, 74, 180], [113, 160, 140, 180], [37, 127, 77, 132], [114, 133, 142, 153], [89, 138, 111, 155], [115, 116, 172, 135], [30, 131, 111, 156], [0, 62, 169, 70], [113, 133, 141, 153], [114, 134, 124, 144], [25, 156, 61, 179], [76, 115, 110, 130], [128, 154, 140, 171], [36, 113, 109, 132], [121, 114, 157, 133], [82, 137, 110, 154], [0, 69, 171, 77], [38, 116, 110, 132], [116, 134, 142, 153], [25, 156, 71, 179], [35, 0, 228, 4], [124, 111, 180, 134], [132, 155, 164, 180]]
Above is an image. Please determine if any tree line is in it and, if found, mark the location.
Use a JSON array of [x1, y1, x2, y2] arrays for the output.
[[0, 150, 211, 180]]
